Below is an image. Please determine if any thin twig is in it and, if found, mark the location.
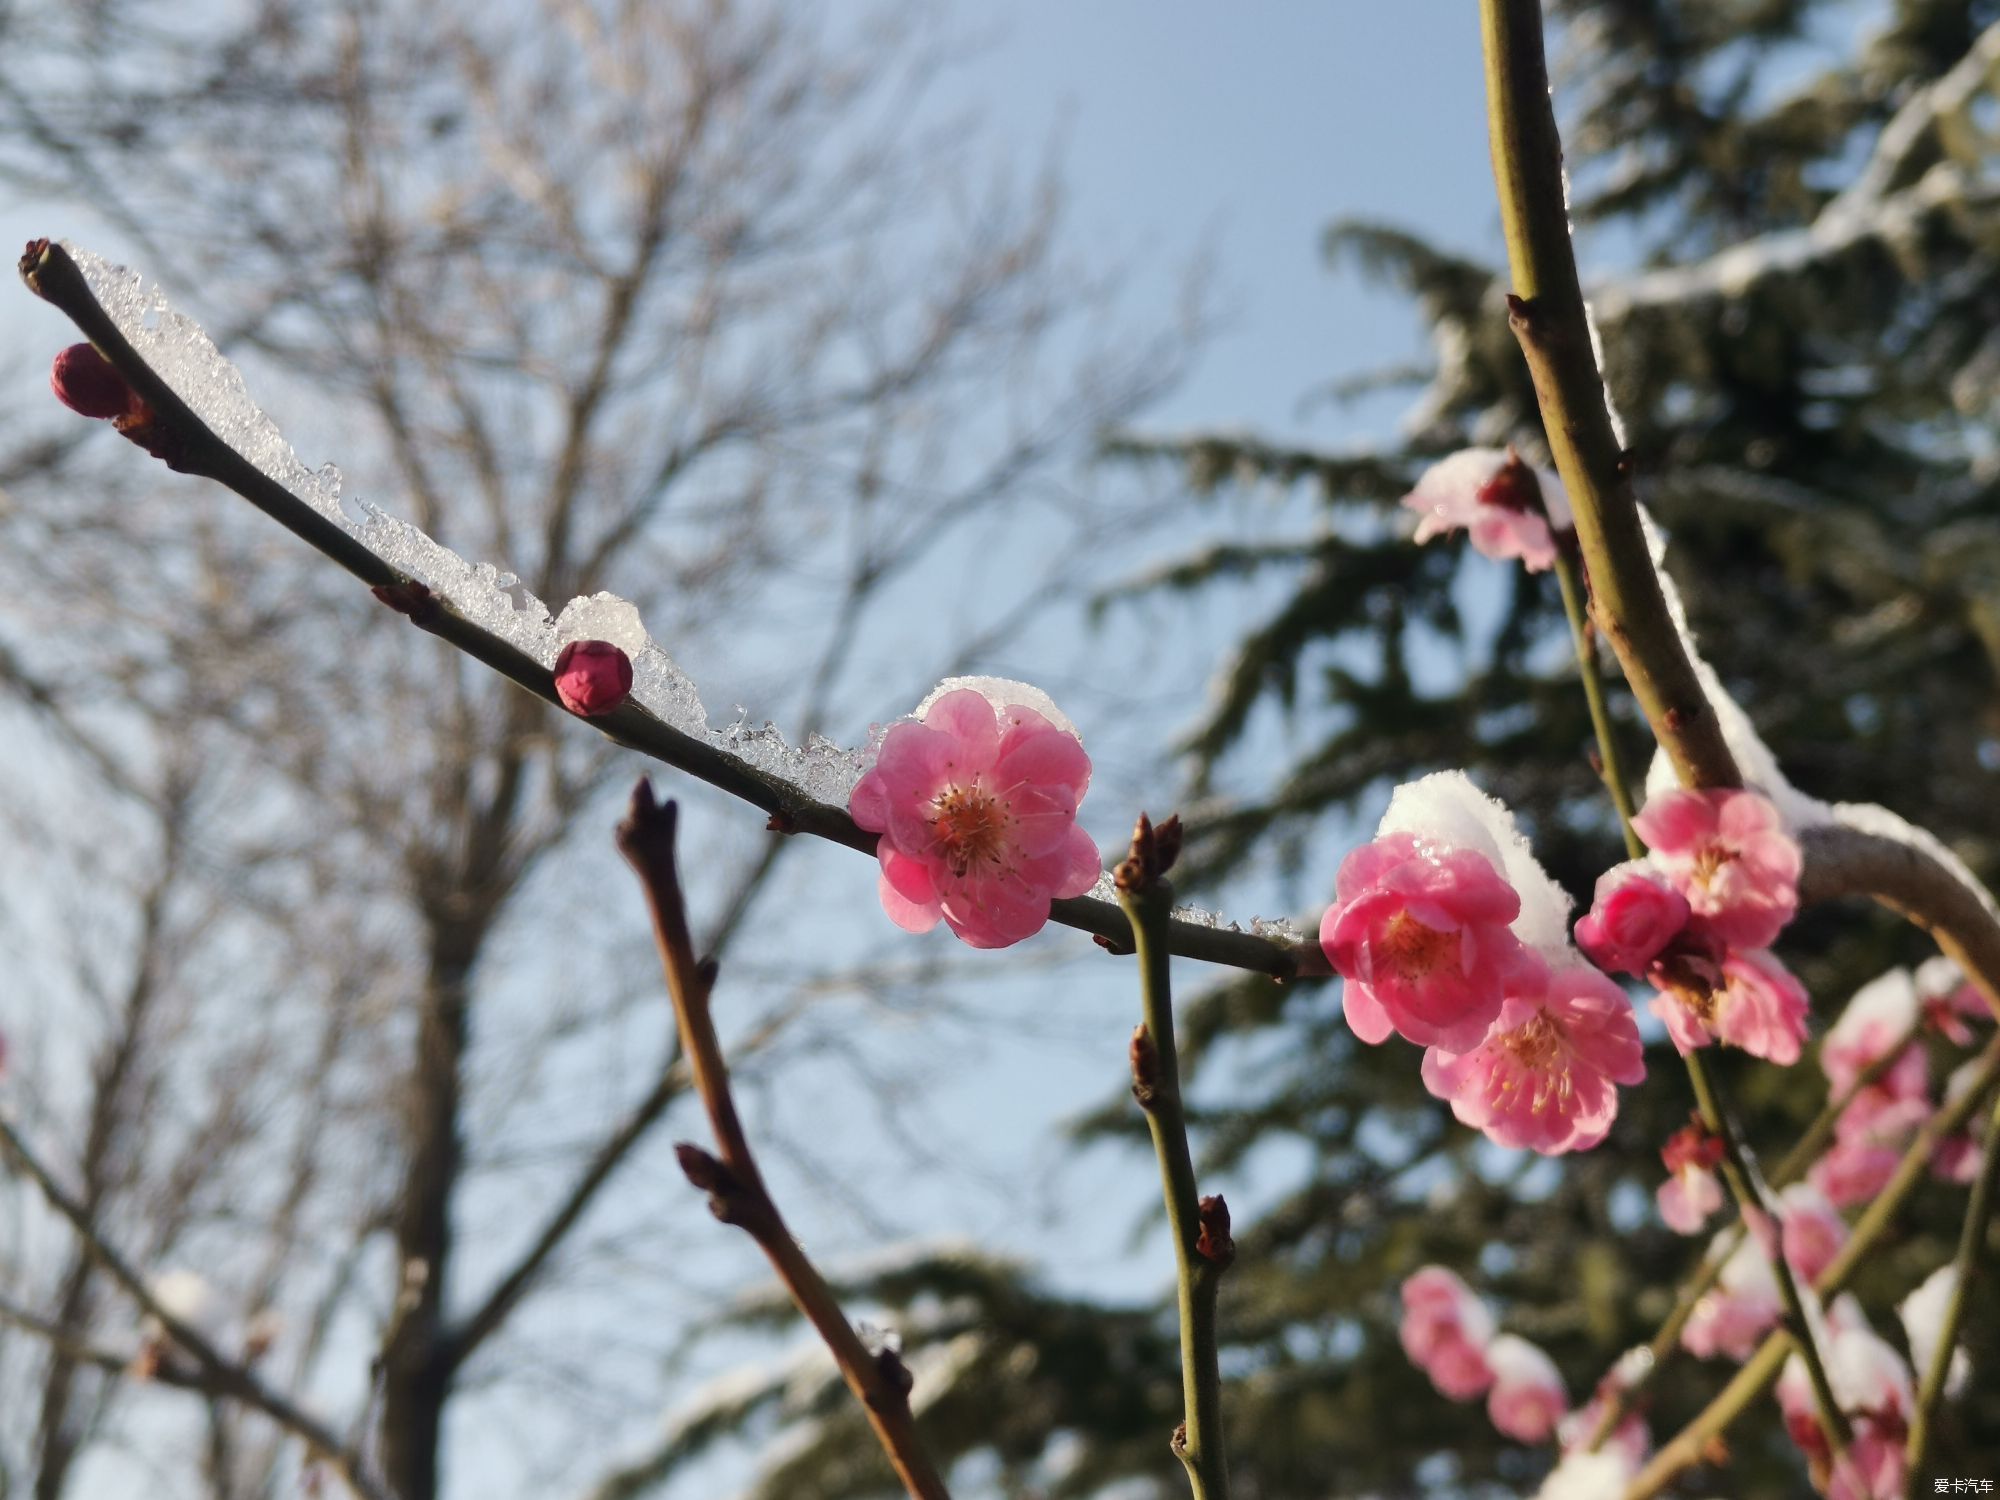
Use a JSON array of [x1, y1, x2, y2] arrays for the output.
[[1625, 1032, 2000, 1498], [0, 1115, 384, 1500], [1550, 537, 1640, 846], [614, 781, 952, 1500], [1118, 813, 1232, 1500], [16, 233, 1316, 984], [1903, 1088, 2000, 1489]]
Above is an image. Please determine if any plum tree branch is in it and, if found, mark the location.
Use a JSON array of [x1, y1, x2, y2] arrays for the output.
[[615, 781, 953, 1500], [1119, 813, 1232, 1500], [17, 236, 1320, 984]]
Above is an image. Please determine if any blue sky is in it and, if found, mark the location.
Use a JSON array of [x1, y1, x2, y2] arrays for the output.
[[962, 3, 1498, 443]]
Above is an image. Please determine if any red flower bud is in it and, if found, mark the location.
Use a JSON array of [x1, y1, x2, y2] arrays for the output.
[[51, 343, 140, 420], [553, 639, 632, 716]]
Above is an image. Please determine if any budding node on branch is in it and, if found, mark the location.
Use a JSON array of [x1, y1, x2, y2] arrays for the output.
[[1115, 812, 1183, 895], [1130, 1023, 1160, 1108], [1196, 1194, 1234, 1268], [371, 580, 440, 624]]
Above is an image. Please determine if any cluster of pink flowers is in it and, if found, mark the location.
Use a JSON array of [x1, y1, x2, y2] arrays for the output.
[[1679, 1185, 1848, 1358], [1400, 1267, 1654, 1490], [1578, 786, 1809, 1066], [1320, 773, 1645, 1156], [1400, 448, 1573, 573], [1805, 961, 1992, 1206], [850, 682, 1101, 948], [1398, 1268, 1579, 1443], [1772, 1284, 1963, 1500]]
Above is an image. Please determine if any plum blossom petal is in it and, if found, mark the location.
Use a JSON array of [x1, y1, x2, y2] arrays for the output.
[[1820, 969, 1921, 1097], [1776, 1183, 1848, 1285], [1658, 1120, 1725, 1234], [850, 683, 1098, 948], [1650, 946, 1810, 1065]]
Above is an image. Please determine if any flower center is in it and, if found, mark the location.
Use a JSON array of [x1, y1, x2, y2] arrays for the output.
[[1691, 844, 1737, 889], [1380, 911, 1461, 980], [930, 784, 1009, 877], [1474, 459, 1538, 514], [1500, 1011, 1563, 1072]]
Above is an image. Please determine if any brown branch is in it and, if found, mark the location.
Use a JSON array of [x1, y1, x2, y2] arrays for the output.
[[0, 1116, 383, 1500], [615, 781, 953, 1500], [17, 237, 1315, 984], [1478, 0, 1739, 790], [1801, 821, 2000, 1016]]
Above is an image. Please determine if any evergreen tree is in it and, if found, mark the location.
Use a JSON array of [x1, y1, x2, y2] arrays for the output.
[[682, 4, 2000, 1494]]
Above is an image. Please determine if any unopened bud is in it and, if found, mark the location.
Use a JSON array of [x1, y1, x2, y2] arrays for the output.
[[51, 343, 141, 421], [1196, 1194, 1234, 1267], [553, 639, 633, 717]]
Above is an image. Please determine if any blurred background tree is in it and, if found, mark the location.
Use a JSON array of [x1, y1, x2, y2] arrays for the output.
[[4, 2, 2000, 1499], [0, 4, 1190, 1498]]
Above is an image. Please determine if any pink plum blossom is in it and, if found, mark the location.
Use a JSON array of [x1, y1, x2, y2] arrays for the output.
[[1657, 1119, 1725, 1234], [1574, 861, 1690, 976], [848, 686, 1099, 949], [1809, 1140, 1904, 1208], [1401, 448, 1572, 573], [552, 640, 633, 717], [1650, 947, 1811, 1065], [1776, 1183, 1848, 1285], [1419, 963, 1645, 1155], [1484, 1333, 1567, 1442], [1930, 1057, 1986, 1183], [1811, 1081, 1932, 1207], [1917, 957, 1991, 1044], [1776, 1298, 1916, 1500], [1630, 787, 1801, 950], [1819, 970, 1921, 1098], [1399, 1266, 1496, 1400], [1322, 832, 1543, 1051], [1681, 1235, 1781, 1361]]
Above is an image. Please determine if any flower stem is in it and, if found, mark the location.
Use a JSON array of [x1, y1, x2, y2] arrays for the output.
[[1551, 540, 1642, 859], [1682, 1050, 1852, 1456], [1903, 1088, 2000, 1490], [1479, 1, 1854, 1463], [1118, 816, 1232, 1500]]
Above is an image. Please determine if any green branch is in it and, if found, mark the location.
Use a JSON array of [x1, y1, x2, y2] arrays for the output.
[[1117, 814, 1232, 1500], [1903, 1088, 2000, 1489]]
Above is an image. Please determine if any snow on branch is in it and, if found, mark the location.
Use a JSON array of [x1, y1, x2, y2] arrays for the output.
[[22, 240, 1319, 976]]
